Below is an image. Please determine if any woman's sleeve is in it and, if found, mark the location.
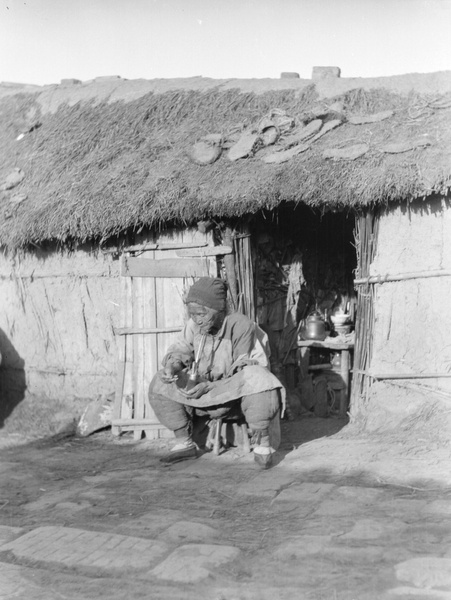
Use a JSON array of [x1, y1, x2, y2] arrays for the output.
[[162, 321, 195, 367], [231, 318, 256, 360]]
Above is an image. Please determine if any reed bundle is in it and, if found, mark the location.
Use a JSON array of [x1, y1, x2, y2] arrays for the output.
[[234, 226, 256, 320], [351, 210, 380, 409]]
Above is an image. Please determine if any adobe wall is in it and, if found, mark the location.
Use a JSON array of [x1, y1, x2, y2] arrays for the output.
[[370, 196, 451, 386], [351, 196, 451, 439], [0, 246, 119, 413], [0, 227, 210, 437]]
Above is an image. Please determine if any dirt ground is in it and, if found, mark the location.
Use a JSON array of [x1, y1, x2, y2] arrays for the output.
[[1, 414, 451, 600]]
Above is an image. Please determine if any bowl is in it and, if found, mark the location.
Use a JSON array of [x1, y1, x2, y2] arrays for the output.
[[331, 313, 351, 325], [334, 324, 352, 335]]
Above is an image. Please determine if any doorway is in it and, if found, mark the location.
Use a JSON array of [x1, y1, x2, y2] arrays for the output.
[[248, 204, 356, 422]]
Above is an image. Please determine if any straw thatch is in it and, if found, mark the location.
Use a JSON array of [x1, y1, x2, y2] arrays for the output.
[[1, 75, 451, 249]]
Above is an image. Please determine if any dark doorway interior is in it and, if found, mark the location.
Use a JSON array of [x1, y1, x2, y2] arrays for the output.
[[249, 204, 356, 427]]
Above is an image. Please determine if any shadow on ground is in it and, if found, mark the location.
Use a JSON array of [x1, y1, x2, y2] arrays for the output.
[[0, 328, 26, 428]]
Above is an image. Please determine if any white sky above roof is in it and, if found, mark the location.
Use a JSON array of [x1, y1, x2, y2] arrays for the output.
[[1, 0, 450, 86]]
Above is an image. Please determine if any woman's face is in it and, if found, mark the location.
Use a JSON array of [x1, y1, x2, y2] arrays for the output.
[[187, 302, 224, 334]]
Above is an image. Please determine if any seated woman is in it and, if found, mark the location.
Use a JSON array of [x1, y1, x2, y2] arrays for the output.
[[148, 277, 284, 468]]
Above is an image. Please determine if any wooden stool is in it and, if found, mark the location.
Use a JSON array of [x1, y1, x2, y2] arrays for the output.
[[206, 418, 251, 455]]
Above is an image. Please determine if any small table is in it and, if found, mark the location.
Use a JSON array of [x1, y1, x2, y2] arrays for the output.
[[297, 339, 354, 416]]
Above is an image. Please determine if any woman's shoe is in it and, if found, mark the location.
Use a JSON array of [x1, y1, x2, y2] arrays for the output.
[[160, 441, 198, 464], [253, 445, 274, 469]]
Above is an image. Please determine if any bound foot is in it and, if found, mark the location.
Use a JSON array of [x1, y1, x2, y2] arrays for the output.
[[160, 440, 198, 464], [253, 445, 275, 469]]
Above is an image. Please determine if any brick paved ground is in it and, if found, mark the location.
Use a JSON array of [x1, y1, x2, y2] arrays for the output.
[[1, 526, 169, 570], [1, 424, 451, 599]]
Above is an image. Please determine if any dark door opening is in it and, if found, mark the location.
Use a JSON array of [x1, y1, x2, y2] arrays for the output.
[[249, 203, 356, 427]]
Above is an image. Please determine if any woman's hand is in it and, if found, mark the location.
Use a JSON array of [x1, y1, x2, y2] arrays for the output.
[[179, 381, 213, 399], [159, 358, 185, 384], [159, 368, 179, 384]]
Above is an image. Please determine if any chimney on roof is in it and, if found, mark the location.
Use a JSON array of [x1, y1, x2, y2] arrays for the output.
[[60, 78, 82, 85], [312, 67, 341, 81], [280, 72, 300, 79]]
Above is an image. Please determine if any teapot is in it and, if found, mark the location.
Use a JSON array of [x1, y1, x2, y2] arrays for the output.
[[302, 312, 327, 341]]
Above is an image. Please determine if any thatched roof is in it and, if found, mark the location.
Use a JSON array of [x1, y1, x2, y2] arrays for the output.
[[1, 72, 451, 249]]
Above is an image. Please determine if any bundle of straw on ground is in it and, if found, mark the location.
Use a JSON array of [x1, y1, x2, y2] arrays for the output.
[[1, 83, 451, 250]]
